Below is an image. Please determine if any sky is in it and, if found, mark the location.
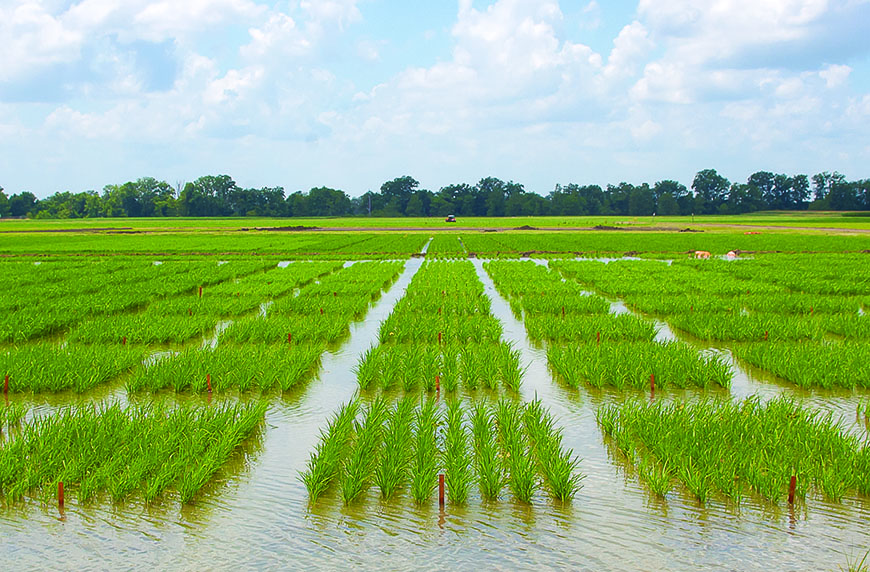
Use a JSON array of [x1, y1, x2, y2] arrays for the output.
[[1, 0, 869, 199]]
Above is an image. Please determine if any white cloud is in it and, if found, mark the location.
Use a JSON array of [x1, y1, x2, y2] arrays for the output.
[[819, 63, 851, 88]]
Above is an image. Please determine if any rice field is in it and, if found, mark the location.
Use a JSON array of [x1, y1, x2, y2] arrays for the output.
[[2, 229, 870, 570]]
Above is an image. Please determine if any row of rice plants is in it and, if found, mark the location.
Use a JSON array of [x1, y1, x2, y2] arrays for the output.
[[0, 401, 266, 504], [126, 343, 326, 393], [732, 342, 870, 389], [0, 403, 28, 431], [1, 344, 147, 393], [301, 397, 583, 505], [597, 397, 869, 503], [355, 342, 522, 392], [548, 342, 731, 390]]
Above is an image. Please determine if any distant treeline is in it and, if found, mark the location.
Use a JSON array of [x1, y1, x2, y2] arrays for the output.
[[1, 170, 868, 219]]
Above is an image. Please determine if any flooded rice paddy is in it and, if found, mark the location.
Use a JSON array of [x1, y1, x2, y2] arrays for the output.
[[2, 257, 869, 571]]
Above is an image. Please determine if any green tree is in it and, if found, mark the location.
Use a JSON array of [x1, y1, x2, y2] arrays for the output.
[[692, 169, 730, 214], [9, 191, 37, 217], [0, 186, 10, 218]]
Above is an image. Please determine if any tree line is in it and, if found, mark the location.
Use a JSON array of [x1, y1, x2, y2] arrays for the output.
[[1, 169, 868, 219]]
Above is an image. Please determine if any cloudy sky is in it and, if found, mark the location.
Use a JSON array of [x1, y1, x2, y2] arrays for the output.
[[2, 0, 869, 199]]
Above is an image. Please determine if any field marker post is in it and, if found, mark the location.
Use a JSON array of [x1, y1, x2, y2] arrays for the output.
[[788, 476, 796, 505], [650, 374, 655, 397], [596, 331, 600, 345], [764, 330, 769, 341], [207, 374, 212, 393], [122, 336, 126, 345], [58, 481, 64, 508], [439, 474, 445, 507], [199, 286, 203, 298], [288, 333, 292, 344], [3, 374, 8, 394]]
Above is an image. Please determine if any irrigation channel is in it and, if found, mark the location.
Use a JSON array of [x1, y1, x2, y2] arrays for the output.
[[2, 258, 869, 570]]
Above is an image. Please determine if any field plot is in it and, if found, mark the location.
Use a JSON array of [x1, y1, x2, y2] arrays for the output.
[[552, 255, 870, 390], [302, 397, 582, 506], [135, 261, 403, 393], [597, 397, 869, 504], [0, 401, 266, 505], [361, 260, 522, 393], [3, 227, 870, 571]]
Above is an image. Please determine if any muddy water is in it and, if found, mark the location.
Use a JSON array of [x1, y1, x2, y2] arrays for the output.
[[2, 258, 870, 570]]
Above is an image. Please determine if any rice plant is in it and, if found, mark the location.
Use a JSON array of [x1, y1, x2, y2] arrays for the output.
[[301, 400, 360, 502], [340, 397, 389, 504], [733, 341, 870, 389], [374, 396, 416, 499], [523, 399, 583, 501], [443, 399, 473, 504], [494, 399, 538, 503], [409, 397, 440, 503], [470, 402, 504, 500]]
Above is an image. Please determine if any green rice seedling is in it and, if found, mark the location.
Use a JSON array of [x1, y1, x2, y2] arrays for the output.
[[375, 396, 416, 499], [341, 397, 389, 504], [495, 399, 538, 503], [460, 351, 481, 390], [410, 397, 440, 504], [823, 314, 870, 340], [638, 458, 672, 498], [443, 399, 473, 504], [441, 346, 460, 392], [470, 402, 504, 500], [496, 343, 523, 392], [354, 346, 381, 390], [667, 313, 823, 342], [1, 344, 147, 393], [302, 400, 361, 501], [400, 346, 423, 392], [420, 346, 440, 392], [68, 313, 220, 344], [523, 399, 583, 501], [480, 348, 501, 390]]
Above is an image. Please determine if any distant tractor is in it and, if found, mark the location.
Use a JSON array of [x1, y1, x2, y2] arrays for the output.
[[445, 214, 456, 223]]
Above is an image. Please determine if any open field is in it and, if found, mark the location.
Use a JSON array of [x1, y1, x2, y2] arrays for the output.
[[1, 222, 869, 570]]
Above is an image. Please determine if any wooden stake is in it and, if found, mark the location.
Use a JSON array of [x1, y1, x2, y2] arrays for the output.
[[198, 286, 203, 297], [435, 374, 440, 393], [764, 330, 769, 341], [4, 374, 8, 394], [788, 475, 796, 504], [650, 374, 655, 396], [207, 374, 212, 393], [122, 336, 126, 345], [596, 331, 600, 345], [58, 481, 64, 508], [320, 308, 323, 315], [438, 331, 442, 345], [288, 333, 292, 344], [561, 306, 565, 318], [438, 474, 445, 507]]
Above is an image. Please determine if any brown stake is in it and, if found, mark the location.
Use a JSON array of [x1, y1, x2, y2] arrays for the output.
[[122, 336, 127, 345], [58, 481, 64, 508], [4, 374, 8, 394], [288, 333, 292, 344], [438, 331, 442, 345], [438, 474, 445, 507], [561, 306, 565, 318], [188, 308, 192, 316], [435, 374, 440, 392], [320, 308, 323, 315], [650, 374, 655, 396], [199, 286, 203, 297], [596, 331, 600, 345], [788, 475, 796, 504], [764, 330, 769, 341], [207, 374, 212, 393]]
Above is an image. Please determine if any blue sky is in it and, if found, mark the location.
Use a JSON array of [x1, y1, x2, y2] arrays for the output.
[[1, 0, 869, 199]]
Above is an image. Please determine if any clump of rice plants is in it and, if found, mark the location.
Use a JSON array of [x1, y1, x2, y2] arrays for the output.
[[470, 402, 504, 500], [340, 397, 389, 504], [0, 401, 266, 505], [494, 399, 538, 503], [375, 396, 416, 499], [523, 399, 583, 501], [547, 341, 731, 390], [443, 399, 473, 504], [409, 397, 440, 504], [0, 402, 28, 431], [597, 397, 868, 504], [525, 314, 657, 343], [301, 400, 360, 502]]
